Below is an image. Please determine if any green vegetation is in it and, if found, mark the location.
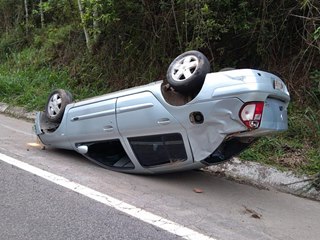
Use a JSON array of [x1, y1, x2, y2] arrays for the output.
[[0, 0, 319, 175]]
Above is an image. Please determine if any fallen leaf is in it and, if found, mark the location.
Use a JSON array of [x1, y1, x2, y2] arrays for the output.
[[251, 213, 261, 219], [243, 205, 262, 219], [193, 188, 203, 193]]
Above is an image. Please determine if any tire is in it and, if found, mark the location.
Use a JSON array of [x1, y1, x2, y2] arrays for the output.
[[45, 89, 73, 123], [166, 50, 210, 93]]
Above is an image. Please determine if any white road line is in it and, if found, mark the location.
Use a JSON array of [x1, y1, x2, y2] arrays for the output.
[[0, 152, 217, 240]]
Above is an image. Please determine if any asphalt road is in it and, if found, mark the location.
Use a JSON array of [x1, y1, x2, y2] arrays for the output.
[[0, 113, 319, 240], [0, 161, 179, 240]]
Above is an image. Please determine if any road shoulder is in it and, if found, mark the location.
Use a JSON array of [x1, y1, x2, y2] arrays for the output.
[[206, 158, 319, 201]]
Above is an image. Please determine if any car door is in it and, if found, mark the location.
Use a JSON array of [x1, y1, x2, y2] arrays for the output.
[[66, 98, 119, 143], [65, 98, 138, 171], [116, 91, 193, 168]]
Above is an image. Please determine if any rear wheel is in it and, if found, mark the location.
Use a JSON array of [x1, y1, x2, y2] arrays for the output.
[[45, 89, 73, 123], [166, 50, 210, 93]]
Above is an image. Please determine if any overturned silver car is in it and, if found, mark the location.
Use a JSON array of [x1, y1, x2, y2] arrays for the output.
[[34, 51, 290, 174]]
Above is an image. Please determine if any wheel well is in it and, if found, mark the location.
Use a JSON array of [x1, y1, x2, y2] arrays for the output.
[[160, 82, 200, 106]]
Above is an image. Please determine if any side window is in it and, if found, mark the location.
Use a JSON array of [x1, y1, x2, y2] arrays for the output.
[[128, 133, 187, 167], [83, 140, 134, 169]]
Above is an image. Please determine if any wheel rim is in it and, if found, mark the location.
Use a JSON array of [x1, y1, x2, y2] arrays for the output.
[[47, 93, 62, 118], [171, 55, 199, 81]]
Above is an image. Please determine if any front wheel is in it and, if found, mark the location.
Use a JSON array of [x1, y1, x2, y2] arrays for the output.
[[45, 89, 73, 123], [166, 50, 210, 94]]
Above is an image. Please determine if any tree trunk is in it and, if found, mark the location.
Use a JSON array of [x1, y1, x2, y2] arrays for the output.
[[171, 0, 182, 52], [24, 0, 29, 35], [40, 0, 44, 28], [77, 0, 91, 52], [93, 3, 98, 42]]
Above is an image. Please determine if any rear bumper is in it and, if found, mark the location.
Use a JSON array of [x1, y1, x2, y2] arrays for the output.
[[204, 69, 290, 104]]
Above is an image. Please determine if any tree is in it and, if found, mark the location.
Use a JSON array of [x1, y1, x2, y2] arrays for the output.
[[39, 0, 44, 28], [77, 0, 91, 52], [24, 0, 29, 35]]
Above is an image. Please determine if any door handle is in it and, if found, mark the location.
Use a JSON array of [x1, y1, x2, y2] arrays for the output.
[[157, 118, 171, 125], [103, 125, 114, 132]]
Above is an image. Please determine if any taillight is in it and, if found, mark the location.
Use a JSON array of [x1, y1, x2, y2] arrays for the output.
[[239, 102, 264, 129]]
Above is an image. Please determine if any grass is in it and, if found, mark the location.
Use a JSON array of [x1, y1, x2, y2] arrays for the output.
[[0, 61, 70, 110], [0, 48, 108, 111], [240, 136, 318, 175], [240, 103, 320, 176]]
